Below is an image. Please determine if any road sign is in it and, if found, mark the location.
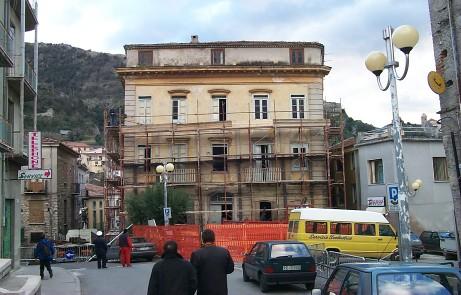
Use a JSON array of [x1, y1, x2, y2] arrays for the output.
[[28, 132, 42, 169], [18, 169, 52, 180], [163, 207, 172, 219], [387, 184, 399, 212]]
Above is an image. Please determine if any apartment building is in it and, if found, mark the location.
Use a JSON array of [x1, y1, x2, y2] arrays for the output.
[[0, 0, 37, 266], [110, 36, 332, 227], [64, 142, 105, 174], [83, 184, 104, 230], [21, 138, 80, 245]]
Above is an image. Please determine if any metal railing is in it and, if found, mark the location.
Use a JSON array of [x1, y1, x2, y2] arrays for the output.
[[243, 167, 282, 182], [8, 54, 37, 90], [308, 248, 366, 279], [169, 168, 196, 183], [357, 126, 441, 144], [21, 244, 95, 263]]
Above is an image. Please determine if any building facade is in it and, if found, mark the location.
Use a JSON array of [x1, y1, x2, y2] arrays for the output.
[[0, 0, 37, 266], [350, 126, 453, 232], [64, 142, 105, 175], [21, 138, 80, 245], [111, 37, 332, 226], [83, 184, 104, 230]]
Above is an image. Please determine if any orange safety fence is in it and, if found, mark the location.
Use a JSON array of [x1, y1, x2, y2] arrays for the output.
[[133, 223, 288, 262]]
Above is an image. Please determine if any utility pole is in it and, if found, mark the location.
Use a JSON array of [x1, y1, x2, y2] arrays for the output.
[[428, 0, 461, 267]]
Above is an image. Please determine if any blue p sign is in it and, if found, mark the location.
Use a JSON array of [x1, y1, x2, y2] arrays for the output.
[[388, 185, 399, 205]]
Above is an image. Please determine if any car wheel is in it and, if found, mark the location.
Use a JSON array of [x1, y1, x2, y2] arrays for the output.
[[259, 274, 269, 293], [242, 266, 250, 282], [305, 282, 315, 290]]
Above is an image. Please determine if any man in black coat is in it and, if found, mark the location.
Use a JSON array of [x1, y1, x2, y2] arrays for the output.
[[147, 240, 197, 295], [191, 229, 234, 295], [94, 231, 108, 269]]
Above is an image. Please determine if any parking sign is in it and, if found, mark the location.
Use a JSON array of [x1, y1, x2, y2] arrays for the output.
[[163, 207, 172, 219], [387, 184, 400, 212]]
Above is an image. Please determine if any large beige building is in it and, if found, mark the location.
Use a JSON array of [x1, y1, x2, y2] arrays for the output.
[[109, 37, 333, 226]]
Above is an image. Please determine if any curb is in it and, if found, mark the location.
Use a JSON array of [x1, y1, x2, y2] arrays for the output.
[[65, 268, 82, 295]]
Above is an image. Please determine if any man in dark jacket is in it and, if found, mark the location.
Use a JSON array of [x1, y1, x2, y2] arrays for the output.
[[191, 229, 234, 295], [94, 231, 108, 269], [147, 240, 197, 295], [34, 234, 55, 279], [119, 228, 132, 267]]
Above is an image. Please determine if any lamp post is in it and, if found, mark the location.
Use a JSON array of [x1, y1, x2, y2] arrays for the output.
[[365, 25, 419, 262], [156, 163, 175, 226]]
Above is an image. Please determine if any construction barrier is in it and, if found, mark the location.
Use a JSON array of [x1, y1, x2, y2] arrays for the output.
[[21, 244, 95, 262], [133, 223, 288, 262]]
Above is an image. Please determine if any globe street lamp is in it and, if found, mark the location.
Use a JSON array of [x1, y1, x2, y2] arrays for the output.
[[365, 25, 419, 262], [156, 163, 175, 226]]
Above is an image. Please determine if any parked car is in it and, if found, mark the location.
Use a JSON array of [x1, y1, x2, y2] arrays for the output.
[[411, 232, 424, 259], [312, 262, 461, 295], [106, 236, 157, 261], [242, 241, 316, 292], [420, 231, 455, 253]]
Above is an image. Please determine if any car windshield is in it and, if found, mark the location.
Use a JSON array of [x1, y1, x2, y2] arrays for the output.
[[378, 272, 461, 295], [270, 243, 309, 258], [132, 237, 146, 243], [439, 232, 455, 239]]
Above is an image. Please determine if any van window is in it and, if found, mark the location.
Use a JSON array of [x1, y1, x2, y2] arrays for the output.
[[330, 223, 352, 235], [306, 221, 328, 234], [379, 224, 395, 236], [288, 221, 299, 233], [354, 223, 376, 236]]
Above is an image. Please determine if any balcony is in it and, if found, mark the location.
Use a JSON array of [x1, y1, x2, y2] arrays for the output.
[[24, 180, 47, 194], [169, 169, 196, 184], [0, 118, 12, 151], [243, 167, 282, 183], [7, 55, 37, 99], [0, 22, 13, 67]]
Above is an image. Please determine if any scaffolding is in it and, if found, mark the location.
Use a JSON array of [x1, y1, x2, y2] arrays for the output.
[[103, 96, 347, 227]]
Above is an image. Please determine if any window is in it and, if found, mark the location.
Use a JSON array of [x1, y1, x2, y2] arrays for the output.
[[291, 95, 305, 119], [172, 96, 186, 123], [172, 144, 187, 162], [433, 157, 448, 181], [305, 221, 328, 234], [291, 144, 309, 171], [254, 144, 271, 169], [212, 96, 227, 121], [368, 159, 384, 184], [326, 269, 348, 295], [137, 145, 151, 172], [138, 50, 153, 66], [288, 221, 299, 233], [212, 144, 228, 171], [354, 223, 376, 236], [249, 244, 261, 256], [254, 95, 268, 119], [290, 48, 304, 65], [8, 100, 13, 126], [378, 272, 461, 295], [379, 224, 395, 237], [99, 209, 103, 229], [137, 96, 152, 124], [30, 232, 44, 243], [211, 48, 225, 65], [341, 271, 360, 295], [330, 223, 352, 235], [270, 243, 309, 259]]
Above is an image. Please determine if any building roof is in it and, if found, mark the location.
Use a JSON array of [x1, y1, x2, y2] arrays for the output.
[[291, 208, 389, 223], [63, 141, 91, 149], [85, 183, 104, 198], [124, 41, 324, 50], [42, 137, 80, 157]]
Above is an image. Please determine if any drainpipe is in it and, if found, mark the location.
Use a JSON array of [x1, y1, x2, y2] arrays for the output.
[[33, 1, 38, 131]]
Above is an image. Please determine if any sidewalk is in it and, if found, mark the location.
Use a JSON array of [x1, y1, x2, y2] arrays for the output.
[[15, 265, 81, 295]]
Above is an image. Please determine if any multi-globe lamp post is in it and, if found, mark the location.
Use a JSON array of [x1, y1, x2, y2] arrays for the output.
[[365, 25, 420, 262], [156, 162, 175, 226]]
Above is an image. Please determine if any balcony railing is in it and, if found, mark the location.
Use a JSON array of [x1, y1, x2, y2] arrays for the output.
[[169, 169, 196, 183], [0, 22, 13, 66], [0, 118, 12, 148], [243, 167, 282, 183], [24, 180, 46, 193], [8, 54, 37, 90]]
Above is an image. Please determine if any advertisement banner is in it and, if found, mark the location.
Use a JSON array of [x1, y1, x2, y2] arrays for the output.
[[28, 132, 42, 169]]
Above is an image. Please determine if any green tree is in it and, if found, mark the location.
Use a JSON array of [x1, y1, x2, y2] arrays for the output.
[[126, 184, 191, 225]]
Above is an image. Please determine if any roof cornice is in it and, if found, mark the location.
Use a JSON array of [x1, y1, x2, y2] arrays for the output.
[[124, 41, 324, 50]]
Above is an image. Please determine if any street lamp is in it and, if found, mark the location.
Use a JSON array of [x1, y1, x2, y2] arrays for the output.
[[156, 163, 175, 226], [365, 25, 419, 262]]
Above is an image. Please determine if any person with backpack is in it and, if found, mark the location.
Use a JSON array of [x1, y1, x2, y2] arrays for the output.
[[34, 234, 55, 279]]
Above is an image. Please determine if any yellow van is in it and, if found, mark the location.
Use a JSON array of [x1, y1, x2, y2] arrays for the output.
[[288, 208, 398, 259]]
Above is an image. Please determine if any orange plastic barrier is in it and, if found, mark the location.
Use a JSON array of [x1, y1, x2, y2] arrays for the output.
[[133, 223, 288, 262]]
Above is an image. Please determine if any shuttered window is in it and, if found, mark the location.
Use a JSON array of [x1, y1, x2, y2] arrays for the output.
[[29, 200, 44, 224]]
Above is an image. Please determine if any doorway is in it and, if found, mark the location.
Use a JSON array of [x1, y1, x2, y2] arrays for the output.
[[259, 201, 272, 221], [2, 199, 13, 258]]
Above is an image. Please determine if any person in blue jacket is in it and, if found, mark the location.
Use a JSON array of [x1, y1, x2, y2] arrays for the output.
[[34, 234, 55, 279]]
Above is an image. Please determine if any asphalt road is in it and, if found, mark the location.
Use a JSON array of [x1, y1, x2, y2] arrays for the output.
[[61, 261, 318, 295], [59, 253, 455, 295]]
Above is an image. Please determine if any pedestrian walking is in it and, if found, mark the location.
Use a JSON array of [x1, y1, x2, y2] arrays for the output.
[[147, 240, 197, 295], [191, 229, 234, 295], [34, 234, 55, 280], [119, 228, 132, 267], [94, 231, 108, 269]]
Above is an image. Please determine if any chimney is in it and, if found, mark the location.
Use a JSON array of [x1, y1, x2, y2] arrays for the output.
[[191, 35, 199, 44]]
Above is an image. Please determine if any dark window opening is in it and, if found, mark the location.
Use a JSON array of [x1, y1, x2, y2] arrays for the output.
[[219, 99, 226, 121], [260, 202, 272, 221], [211, 48, 225, 65], [212, 145, 228, 171], [254, 95, 268, 119]]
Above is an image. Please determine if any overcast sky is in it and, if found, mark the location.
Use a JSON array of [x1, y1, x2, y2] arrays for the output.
[[29, 0, 439, 127]]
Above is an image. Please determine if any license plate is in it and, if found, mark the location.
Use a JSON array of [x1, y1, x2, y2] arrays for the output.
[[138, 247, 151, 251], [283, 265, 301, 271]]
